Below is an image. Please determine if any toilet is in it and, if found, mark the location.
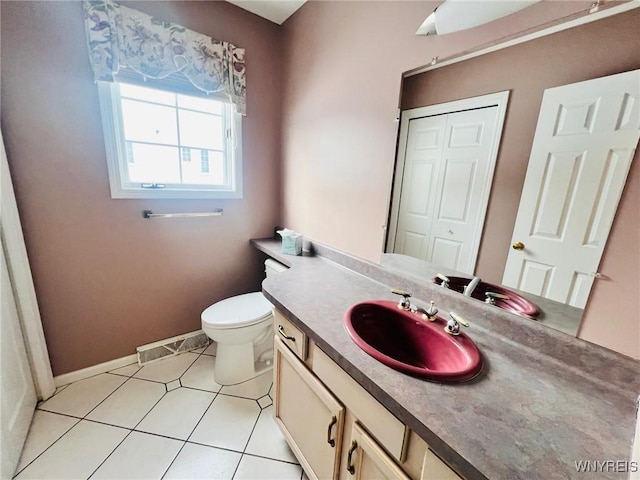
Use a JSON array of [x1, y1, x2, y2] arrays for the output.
[[201, 259, 287, 385]]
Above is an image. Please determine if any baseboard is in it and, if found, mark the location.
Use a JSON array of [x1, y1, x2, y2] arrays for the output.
[[54, 354, 139, 387]]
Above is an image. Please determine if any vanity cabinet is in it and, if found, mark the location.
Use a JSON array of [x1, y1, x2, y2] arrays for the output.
[[272, 309, 462, 480], [274, 337, 344, 480]]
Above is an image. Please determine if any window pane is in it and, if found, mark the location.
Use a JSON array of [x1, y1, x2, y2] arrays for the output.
[[127, 143, 181, 183], [177, 94, 223, 114], [119, 83, 176, 106], [182, 150, 224, 185], [121, 99, 178, 145], [178, 110, 223, 150]]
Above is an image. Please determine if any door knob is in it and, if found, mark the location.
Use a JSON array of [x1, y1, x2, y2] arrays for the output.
[[512, 241, 525, 251]]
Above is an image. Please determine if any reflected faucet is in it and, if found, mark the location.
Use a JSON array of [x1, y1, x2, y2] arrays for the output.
[[463, 277, 481, 297], [436, 273, 450, 289]]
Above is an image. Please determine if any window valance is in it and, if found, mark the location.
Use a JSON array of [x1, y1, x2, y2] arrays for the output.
[[83, 0, 246, 114]]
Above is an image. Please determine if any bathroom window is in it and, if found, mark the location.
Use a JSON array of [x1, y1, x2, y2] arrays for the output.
[[97, 81, 242, 199], [200, 150, 210, 174]]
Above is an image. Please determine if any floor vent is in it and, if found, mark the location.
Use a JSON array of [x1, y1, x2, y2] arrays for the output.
[[136, 330, 210, 366]]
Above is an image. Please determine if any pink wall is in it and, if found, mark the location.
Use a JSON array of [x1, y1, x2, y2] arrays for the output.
[[281, 1, 639, 358], [1, 1, 282, 375]]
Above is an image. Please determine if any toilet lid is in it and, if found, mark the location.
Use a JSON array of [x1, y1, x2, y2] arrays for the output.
[[201, 292, 273, 329]]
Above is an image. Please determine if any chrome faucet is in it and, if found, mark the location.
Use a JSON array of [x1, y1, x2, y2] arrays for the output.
[[464, 276, 481, 297], [485, 291, 509, 305], [391, 289, 412, 310], [445, 312, 470, 336]]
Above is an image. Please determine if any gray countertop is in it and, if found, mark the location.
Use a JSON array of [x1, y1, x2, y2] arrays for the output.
[[252, 238, 639, 480]]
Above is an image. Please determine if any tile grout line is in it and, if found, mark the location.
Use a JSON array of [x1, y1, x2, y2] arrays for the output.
[[11, 413, 82, 478], [86, 428, 136, 479], [231, 394, 268, 480], [33, 371, 134, 459]]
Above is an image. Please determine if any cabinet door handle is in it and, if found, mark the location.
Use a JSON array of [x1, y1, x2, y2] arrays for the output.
[[346, 439, 358, 475], [278, 324, 296, 342], [326, 415, 337, 447]]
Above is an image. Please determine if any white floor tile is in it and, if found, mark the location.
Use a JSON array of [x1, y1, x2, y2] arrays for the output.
[[90, 431, 182, 479], [136, 388, 215, 440], [180, 355, 222, 392], [201, 342, 217, 356], [86, 378, 166, 428], [257, 395, 272, 409], [15, 420, 128, 479], [15, 410, 80, 473], [38, 374, 126, 418], [167, 380, 180, 391], [163, 443, 241, 480], [245, 406, 297, 463], [234, 455, 302, 480], [219, 371, 272, 400], [134, 354, 199, 383], [109, 363, 141, 377], [189, 395, 260, 451], [53, 384, 70, 396]]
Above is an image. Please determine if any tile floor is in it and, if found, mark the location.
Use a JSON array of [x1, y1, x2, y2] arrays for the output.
[[14, 343, 305, 480]]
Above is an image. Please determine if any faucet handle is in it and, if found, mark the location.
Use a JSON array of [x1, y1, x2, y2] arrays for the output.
[[485, 291, 509, 305], [436, 273, 450, 288], [391, 289, 412, 310], [445, 311, 469, 335]]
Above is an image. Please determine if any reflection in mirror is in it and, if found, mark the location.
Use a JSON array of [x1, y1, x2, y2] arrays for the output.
[[386, 5, 640, 337]]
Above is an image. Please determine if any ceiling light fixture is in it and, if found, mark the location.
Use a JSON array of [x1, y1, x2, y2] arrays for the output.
[[416, 0, 541, 36]]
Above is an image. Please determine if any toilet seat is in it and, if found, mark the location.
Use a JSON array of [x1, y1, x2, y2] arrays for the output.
[[201, 292, 272, 329]]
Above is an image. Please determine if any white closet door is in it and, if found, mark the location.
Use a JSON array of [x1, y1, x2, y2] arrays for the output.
[[394, 106, 500, 273], [427, 108, 499, 272], [394, 115, 447, 261], [502, 70, 640, 307]]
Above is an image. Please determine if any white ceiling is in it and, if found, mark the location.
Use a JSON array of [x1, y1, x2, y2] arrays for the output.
[[226, 0, 307, 25]]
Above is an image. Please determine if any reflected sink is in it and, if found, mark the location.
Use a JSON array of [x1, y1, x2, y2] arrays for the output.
[[344, 300, 482, 383], [432, 276, 540, 318]]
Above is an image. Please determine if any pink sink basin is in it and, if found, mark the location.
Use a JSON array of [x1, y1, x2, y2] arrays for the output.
[[344, 300, 482, 383], [432, 276, 540, 318]]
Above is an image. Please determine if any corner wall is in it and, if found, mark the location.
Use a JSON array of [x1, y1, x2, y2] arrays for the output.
[[1, 1, 283, 375]]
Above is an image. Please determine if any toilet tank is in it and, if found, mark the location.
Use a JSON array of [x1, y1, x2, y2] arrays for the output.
[[265, 259, 288, 277]]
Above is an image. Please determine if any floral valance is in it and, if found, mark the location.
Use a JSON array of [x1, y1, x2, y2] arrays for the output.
[[83, 0, 246, 114]]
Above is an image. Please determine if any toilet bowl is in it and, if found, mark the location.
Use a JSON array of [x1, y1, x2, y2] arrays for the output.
[[201, 259, 287, 385]]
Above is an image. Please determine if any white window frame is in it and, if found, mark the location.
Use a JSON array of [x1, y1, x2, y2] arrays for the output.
[[97, 81, 243, 199]]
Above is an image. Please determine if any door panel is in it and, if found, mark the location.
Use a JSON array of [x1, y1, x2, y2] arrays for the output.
[[394, 104, 503, 274], [503, 70, 640, 307], [1, 242, 37, 479], [394, 116, 446, 260], [273, 338, 344, 480]]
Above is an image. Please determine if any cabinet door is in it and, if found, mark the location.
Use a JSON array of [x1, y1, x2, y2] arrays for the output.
[[345, 422, 410, 480], [274, 337, 344, 480]]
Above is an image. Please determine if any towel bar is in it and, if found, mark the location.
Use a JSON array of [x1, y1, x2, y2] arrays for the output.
[[143, 209, 223, 219]]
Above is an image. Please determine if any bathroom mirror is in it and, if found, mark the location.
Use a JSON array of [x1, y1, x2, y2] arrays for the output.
[[384, 5, 640, 336]]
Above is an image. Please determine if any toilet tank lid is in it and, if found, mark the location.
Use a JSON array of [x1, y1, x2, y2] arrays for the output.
[[201, 292, 272, 328]]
